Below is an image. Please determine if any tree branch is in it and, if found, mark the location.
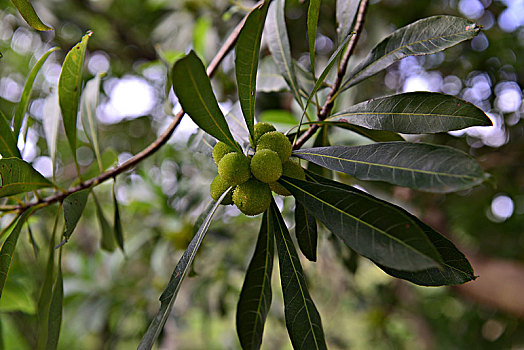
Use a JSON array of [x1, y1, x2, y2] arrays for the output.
[[293, 0, 369, 149]]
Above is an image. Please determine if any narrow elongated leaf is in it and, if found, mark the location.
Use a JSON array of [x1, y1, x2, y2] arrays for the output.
[[307, 0, 321, 76], [0, 111, 21, 158], [342, 16, 481, 89], [14, 47, 59, 136], [58, 32, 92, 162], [293, 143, 487, 193], [270, 201, 327, 350], [236, 1, 269, 144], [93, 192, 115, 252], [304, 171, 475, 285], [138, 191, 230, 350], [172, 51, 241, 153], [266, 0, 304, 108], [0, 208, 34, 298], [295, 202, 317, 262], [80, 74, 104, 172], [328, 92, 492, 133], [112, 182, 124, 252], [45, 248, 63, 350], [236, 210, 274, 350], [63, 189, 90, 239], [0, 158, 52, 198], [10, 0, 52, 31], [43, 92, 60, 176], [336, 0, 360, 42], [279, 177, 442, 271]]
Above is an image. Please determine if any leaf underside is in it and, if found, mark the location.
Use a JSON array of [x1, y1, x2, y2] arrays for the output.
[[10, 0, 52, 31]]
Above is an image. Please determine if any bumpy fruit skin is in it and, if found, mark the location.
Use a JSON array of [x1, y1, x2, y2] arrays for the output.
[[256, 131, 292, 163], [270, 160, 305, 196], [250, 149, 282, 183], [218, 153, 251, 186], [212, 141, 237, 166], [253, 122, 276, 144], [233, 179, 272, 216], [209, 175, 234, 205]]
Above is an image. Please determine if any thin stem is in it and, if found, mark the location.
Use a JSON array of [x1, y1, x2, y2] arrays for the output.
[[293, 0, 369, 150], [2, 1, 261, 213]]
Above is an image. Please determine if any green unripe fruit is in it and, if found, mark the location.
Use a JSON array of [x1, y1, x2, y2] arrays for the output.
[[256, 131, 292, 163], [253, 122, 276, 144], [218, 152, 251, 186], [270, 160, 305, 196], [233, 179, 272, 216], [250, 149, 282, 183], [212, 141, 237, 166], [209, 175, 234, 205]]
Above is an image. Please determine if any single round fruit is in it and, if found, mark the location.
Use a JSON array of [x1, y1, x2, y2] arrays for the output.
[[250, 149, 282, 183], [256, 131, 292, 163], [253, 122, 276, 144], [212, 141, 238, 166], [218, 152, 251, 186], [209, 175, 234, 205], [233, 179, 272, 216], [270, 159, 305, 196]]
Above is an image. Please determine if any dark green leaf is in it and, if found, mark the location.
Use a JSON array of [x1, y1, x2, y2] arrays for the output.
[[307, 0, 321, 76], [10, 0, 52, 31], [58, 32, 92, 163], [63, 189, 90, 239], [138, 191, 230, 350], [0, 158, 53, 198], [172, 51, 241, 153], [328, 92, 492, 133], [330, 122, 405, 142], [295, 202, 317, 262], [279, 177, 442, 271], [113, 181, 124, 252], [336, 0, 360, 43], [45, 248, 63, 350], [236, 1, 269, 144], [93, 192, 115, 252], [14, 47, 59, 136], [270, 201, 327, 350], [0, 111, 21, 158], [342, 16, 481, 89], [293, 143, 488, 193], [266, 0, 304, 108], [0, 209, 34, 298], [236, 210, 274, 350]]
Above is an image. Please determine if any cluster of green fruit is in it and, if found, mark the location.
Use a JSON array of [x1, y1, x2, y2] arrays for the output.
[[210, 122, 305, 216]]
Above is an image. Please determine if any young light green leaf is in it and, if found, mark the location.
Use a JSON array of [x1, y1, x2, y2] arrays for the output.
[[279, 177, 442, 271], [45, 248, 63, 350], [0, 111, 21, 158], [0, 278, 35, 314], [172, 51, 241, 153], [295, 202, 317, 262], [13, 47, 59, 136], [336, 0, 360, 43], [80, 74, 104, 172], [138, 191, 230, 350], [0, 208, 35, 298], [270, 201, 327, 350], [236, 209, 274, 350], [0, 158, 53, 198], [58, 32, 92, 164], [266, 0, 304, 108], [328, 92, 492, 133], [63, 189, 90, 239], [342, 16, 481, 89], [92, 192, 115, 252], [10, 0, 52, 31], [293, 143, 488, 193], [235, 0, 269, 144], [43, 92, 60, 178], [307, 0, 321, 76], [112, 181, 124, 252], [304, 171, 475, 286]]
